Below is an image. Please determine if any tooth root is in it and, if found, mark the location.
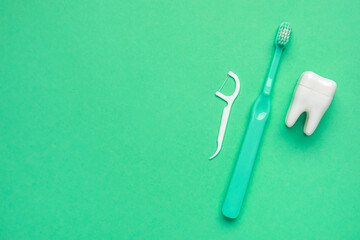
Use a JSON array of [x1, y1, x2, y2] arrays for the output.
[[285, 91, 305, 128], [304, 110, 325, 136], [285, 71, 337, 135]]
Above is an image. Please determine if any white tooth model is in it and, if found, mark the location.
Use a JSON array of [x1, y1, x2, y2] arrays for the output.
[[285, 71, 337, 135]]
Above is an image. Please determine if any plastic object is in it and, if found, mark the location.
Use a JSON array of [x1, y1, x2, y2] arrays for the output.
[[222, 22, 292, 219], [285, 71, 337, 135], [209, 71, 240, 160]]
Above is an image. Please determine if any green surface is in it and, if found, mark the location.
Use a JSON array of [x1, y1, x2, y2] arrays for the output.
[[1, 0, 360, 239]]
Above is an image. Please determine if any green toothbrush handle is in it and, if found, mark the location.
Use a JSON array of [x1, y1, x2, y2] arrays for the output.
[[222, 95, 270, 219]]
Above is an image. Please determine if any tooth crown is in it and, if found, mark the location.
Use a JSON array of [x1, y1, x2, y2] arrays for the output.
[[299, 71, 337, 97], [285, 71, 337, 136]]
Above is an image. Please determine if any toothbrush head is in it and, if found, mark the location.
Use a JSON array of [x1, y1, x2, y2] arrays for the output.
[[275, 22, 292, 48]]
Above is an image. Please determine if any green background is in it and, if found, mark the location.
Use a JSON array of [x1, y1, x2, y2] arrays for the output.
[[1, 0, 359, 239]]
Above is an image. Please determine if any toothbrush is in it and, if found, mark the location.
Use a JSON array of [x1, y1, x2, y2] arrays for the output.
[[222, 22, 292, 219]]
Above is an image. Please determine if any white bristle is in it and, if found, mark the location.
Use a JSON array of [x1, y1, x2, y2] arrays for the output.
[[276, 22, 292, 47]]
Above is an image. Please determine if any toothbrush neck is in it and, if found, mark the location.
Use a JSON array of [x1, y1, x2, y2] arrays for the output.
[[263, 47, 283, 96]]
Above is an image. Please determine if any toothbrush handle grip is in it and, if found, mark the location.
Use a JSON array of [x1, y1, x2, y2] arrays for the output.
[[222, 116, 267, 219]]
